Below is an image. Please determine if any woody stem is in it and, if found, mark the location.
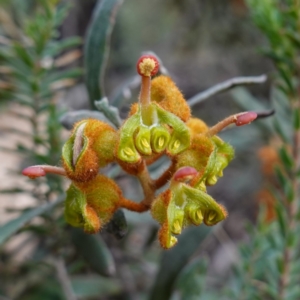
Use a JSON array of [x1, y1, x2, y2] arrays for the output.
[[154, 159, 178, 189], [119, 197, 149, 212], [206, 112, 256, 137], [136, 160, 156, 207]]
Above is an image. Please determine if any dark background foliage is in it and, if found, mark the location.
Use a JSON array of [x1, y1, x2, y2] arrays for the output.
[[0, 0, 283, 299]]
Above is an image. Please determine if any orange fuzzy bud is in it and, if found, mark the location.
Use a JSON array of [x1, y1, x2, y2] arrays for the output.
[[186, 118, 209, 135], [62, 119, 117, 182], [84, 119, 117, 167], [84, 205, 101, 233], [64, 175, 122, 233], [151, 76, 191, 122], [75, 175, 122, 225], [176, 134, 214, 172]]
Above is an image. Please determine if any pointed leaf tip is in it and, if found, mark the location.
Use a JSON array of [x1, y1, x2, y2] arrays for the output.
[[235, 111, 257, 126], [22, 166, 46, 179]]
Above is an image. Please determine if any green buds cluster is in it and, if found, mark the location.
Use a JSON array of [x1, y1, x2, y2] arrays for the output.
[[116, 103, 190, 164], [22, 54, 257, 249], [151, 178, 227, 248], [151, 131, 233, 249]]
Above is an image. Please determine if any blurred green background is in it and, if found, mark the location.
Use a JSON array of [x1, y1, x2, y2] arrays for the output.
[[0, 0, 276, 299]]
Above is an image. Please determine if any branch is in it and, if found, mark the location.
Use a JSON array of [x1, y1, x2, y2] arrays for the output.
[[136, 161, 156, 207], [153, 159, 177, 189], [188, 75, 267, 107], [206, 111, 257, 137], [119, 197, 149, 212], [50, 257, 77, 300]]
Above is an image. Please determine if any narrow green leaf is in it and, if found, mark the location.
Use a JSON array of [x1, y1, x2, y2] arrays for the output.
[[231, 87, 268, 111], [84, 0, 123, 108], [274, 166, 294, 202], [94, 97, 122, 128], [0, 197, 64, 245], [59, 109, 115, 130], [276, 256, 284, 274], [275, 204, 287, 238], [53, 2, 71, 27], [71, 228, 116, 277], [285, 29, 300, 48], [278, 146, 294, 170], [274, 166, 287, 187], [45, 37, 82, 57], [277, 66, 295, 96], [286, 285, 300, 300], [274, 119, 289, 143], [149, 226, 211, 300], [175, 258, 208, 298], [42, 68, 82, 87], [287, 231, 297, 248], [293, 109, 300, 130], [12, 43, 34, 68]]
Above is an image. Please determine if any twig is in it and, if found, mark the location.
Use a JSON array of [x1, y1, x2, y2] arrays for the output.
[[51, 257, 77, 300], [119, 197, 149, 212], [206, 111, 257, 137], [188, 75, 267, 107], [154, 159, 178, 189], [278, 110, 300, 299], [137, 161, 155, 207]]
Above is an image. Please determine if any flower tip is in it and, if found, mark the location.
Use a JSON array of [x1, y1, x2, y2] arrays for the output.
[[137, 55, 159, 77], [235, 111, 257, 126], [173, 167, 198, 182], [22, 166, 46, 179]]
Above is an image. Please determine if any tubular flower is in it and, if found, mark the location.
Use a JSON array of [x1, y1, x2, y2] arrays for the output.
[[151, 167, 227, 249], [116, 55, 190, 168], [22, 54, 258, 249]]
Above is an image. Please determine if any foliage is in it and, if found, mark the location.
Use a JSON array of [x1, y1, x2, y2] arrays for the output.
[[178, 1, 300, 299], [0, 0, 291, 299]]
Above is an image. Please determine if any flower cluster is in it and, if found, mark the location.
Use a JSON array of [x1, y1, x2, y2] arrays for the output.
[[22, 55, 257, 249]]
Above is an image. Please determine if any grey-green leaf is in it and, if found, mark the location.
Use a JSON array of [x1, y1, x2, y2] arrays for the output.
[[71, 228, 116, 277], [84, 0, 124, 108], [71, 276, 122, 298], [0, 197, 64, 245], [94, 97, 122, 128], [149, 226, 211, 300], [60, 109, 116, 130]]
